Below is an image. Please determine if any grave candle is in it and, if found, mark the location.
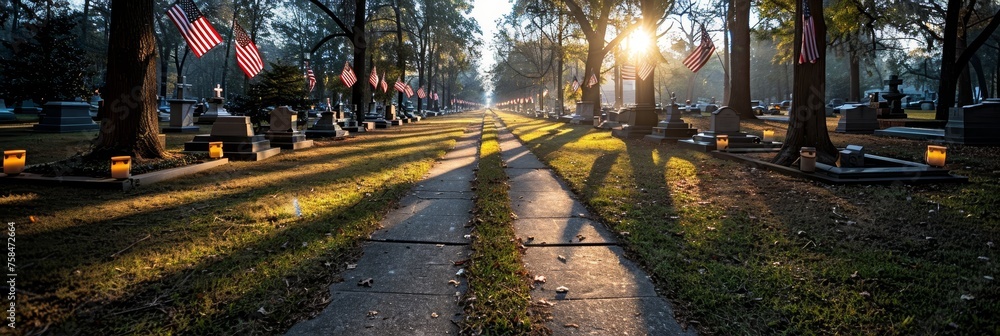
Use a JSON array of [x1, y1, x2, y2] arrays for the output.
[[715, 135, 729, 151], [762, 129, 775, 143], [925, 145, 947, 167], [209, 142, 224, 159], [799, 147, 817, 172], [111, 156, 131, 179], [3, 150, 26, 176]]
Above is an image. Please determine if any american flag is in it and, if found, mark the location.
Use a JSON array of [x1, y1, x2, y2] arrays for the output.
[[340, 62, 357, 87], [683, 25, 715, 73], [621, 65, 636, 81], [638, 62, 655, 81], [305, 61, 316, 92], [417, 87, 426, 99], [394, 78, 407, 93], [799, 0, 820, 64], [586, 73, 598, 88], [380, 72, 388, 93], [165, 0, 222, 58], [570, 76, 580, 92], [369, 65, 379, 89], [404, 84, 414, 98], [232, 21, 262, 78]]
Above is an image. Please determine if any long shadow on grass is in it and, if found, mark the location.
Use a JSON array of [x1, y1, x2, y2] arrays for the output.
[[13, 121, 477, 332]]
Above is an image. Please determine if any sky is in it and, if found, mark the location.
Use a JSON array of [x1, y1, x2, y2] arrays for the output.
[[467, 0, 513, 96]]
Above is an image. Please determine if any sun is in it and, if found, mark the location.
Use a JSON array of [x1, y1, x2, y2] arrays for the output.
[[626, 28, 653, 58]]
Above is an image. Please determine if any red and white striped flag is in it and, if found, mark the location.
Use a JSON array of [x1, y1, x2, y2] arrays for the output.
[[232, 21, 262, 78], [369, 65, 379, 89], [417, 87, 427, 99], [394, 78, 407, 93], [165, 0, 222, 58], [404, 84, 414, 98], [570, 76, 580, 92], [799, 0, 820, 64], [683, 26, 715, 73], [380, 72, 388, 93], [586, 73, 598, 88], [621, 65, 636, 80], [340, 62, 357, 87], [638, 62, 655, 81], [305, 61, 316, 92]]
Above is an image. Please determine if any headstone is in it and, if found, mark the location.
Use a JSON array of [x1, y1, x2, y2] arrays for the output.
[[32, 102, 100, 132], [834, 104, 878, 134], [643, 93, 698, 143], [163, 77, 199, 133], [610, 104, 658, 138], [265, 106, 314, 150], [879, 75, 908, 119], [183, 116, 281, 161], [678, 107, 778, 151], [197, 84, 232, 124], [945, 100, 1000, 145], [838, 145, 865, 167], [570, 101, 596, 124], [827, 98, 845, 117], [307, 102, 348, 140]]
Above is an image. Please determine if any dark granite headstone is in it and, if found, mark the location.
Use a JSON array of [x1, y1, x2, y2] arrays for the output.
[[183, 116, 281, 161], [266, 106, 314, 150], [834, 104, 878, 134], [32, 102, 100, 132], [945, 100, 1000, 145]]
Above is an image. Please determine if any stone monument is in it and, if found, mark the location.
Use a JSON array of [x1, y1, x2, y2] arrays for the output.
[[385, 104, 404, 126], [834, 103, 879, 134], [184, 116, 281, 161], [679, 107, 780, 151], [197, 84, 232, 125], [945, 100, 1000, 145], [163, 76, 199, 133], [878, 75, 908, 119], [644, 92, 698, 143], [306, 98, 348, 140], [32, 101, 100, 132], [265, 106, 314, 150], [0, 99, 17, 122], [570, 101, 596, 124]]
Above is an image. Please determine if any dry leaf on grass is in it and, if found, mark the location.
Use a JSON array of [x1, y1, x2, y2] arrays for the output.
[[564, 323, 579, 328], [448, 280, 461, 287], [533, 275, 546, 283], [557, 255, 566, 262]]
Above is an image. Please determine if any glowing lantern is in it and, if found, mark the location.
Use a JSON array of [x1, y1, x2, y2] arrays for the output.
[[111, 156, 131, 179], [3, 150, 26, 176], [925, 145, 947, 167], [762, 129, 775, 143], [715, 135, 729, 151], [209, 142, 224, 159]]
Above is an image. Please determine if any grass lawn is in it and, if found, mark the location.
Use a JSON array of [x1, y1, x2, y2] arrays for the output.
[[495, 110, 998, 335], [462, 113, 534, 334], [1, 112, 482, 334]]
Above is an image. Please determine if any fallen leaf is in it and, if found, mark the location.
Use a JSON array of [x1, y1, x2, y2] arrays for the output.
[[961, 294, 975, 300], [453, 259, 469, 266], [557, 255, 567, 262], [533, 275, 546, 283], [706, 226, 716, 231], [978, 256, 990, 261], [537, 299, 555, 306], [347, 264, 357, 270], [431, 312, 439, 318], [448, 280, 461, 287], [358, 278, 374, 287], [564, 323, 579, 328], [367, 310, 378, 319], [555, 286, 569, 293], [456, 268, 465, 276], [576, 235, 586, 242], [257, 307, 268, 315], [859, 291, 870, 297]]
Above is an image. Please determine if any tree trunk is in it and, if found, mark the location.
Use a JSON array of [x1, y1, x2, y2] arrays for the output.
[[956, 34, 974, 105], [352, 0, 367, 121], [723, 0, 732, 105], [394, 0, 405, 107], [935, 0, 962, 119], [849, 48, 861, 101], [728, 0, 754, 119], [581, 42, 603, 105], [971, 54, 989, 100], [556, 13, 564, 115], [772, 0, 836, 166], [91, 0, 166, 160]]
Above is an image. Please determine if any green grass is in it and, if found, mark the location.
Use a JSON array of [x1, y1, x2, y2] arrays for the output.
[[495, 110, 999, 335], [461, 113, 534, 335], [2, 113, 483, 334]]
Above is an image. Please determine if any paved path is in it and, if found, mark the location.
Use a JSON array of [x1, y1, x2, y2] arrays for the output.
[[493, 114, 695, 335], [287, 112, 483, 335]]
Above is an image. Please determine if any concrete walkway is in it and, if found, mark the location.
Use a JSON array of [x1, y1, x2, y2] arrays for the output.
[[287, 112, 483, 335], [493, 115, 695, 335]]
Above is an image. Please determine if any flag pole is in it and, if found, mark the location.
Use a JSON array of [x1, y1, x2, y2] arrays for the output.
[[221, 3, 241, 94]]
